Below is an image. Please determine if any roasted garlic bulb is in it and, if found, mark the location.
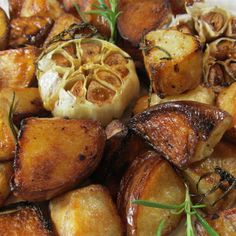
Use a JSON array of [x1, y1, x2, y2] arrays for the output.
[[204, 38, 236, 92], [226, 16, 236, 38], [37, 38, 140, 125]]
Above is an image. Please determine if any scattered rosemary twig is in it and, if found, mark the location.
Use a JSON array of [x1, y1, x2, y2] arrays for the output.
[[133, 185, 219, 236], [140, 44, 172, 60], [156, 219, 165, 236], [8, 92, 18, 140], [85, 0, 121, 43]]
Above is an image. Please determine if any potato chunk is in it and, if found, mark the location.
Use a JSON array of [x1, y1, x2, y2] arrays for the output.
[[12, 118, 106, 201], [0, 46, 40, 90], [0, 7, 9, 50], [0, 162, 13, 206], [143, 29, 202, 97], [0, 203, 53, 235], [118, 151, 185, 236], [129, 101, 232, 168], [196, 208, 236, 236], [184, 141, 236, 214], [50, 185, 123, 236], [217, 82, 236, 142]]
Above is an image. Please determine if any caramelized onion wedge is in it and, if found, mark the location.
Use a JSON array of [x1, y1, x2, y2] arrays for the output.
[[37, 38, 140, 125], [128, 101, 232, 168]]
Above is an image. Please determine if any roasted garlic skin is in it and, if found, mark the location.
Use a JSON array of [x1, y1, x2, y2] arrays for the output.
[[37, 38, 140, 125]]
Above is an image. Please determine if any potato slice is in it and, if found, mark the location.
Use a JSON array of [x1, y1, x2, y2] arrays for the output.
[[0, 46, 40, 90], [217, 82, 236, 142], [0, 162, 13, 206], [20, 0, 64, 20], [196, 208, 236, 236], [143, 29, 202, 97], [184, 141, 236, 214], [133, 85, 216, 115], [12, 118, 106, 201], [0, 203, 53, 235], [128, 101, 232, 168], [0, 7, 9, 50], [117, 151, 185, 236], [50, 184, 123, 236], [117, 0, 172, 46]]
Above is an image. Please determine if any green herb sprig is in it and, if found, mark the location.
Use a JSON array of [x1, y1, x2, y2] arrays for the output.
[[85, 0, 121, 43], [8, 92, 18, 140], [133, 185, 219, 236]]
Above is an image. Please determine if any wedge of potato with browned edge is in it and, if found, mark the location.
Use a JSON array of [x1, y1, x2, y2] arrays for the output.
[[0, 203, 53, 235], [133, 85, 215, 115], [143, 29, 202, 97], [217, 82, 236, 143], [128, 101, 232, 168], [118, 151, 185, 236], [0, 7, 9, 50], [12, 118, 106, 201], [0, 88, 48, 127], [196, 208, 236, 236], [44, 13, 81, 46], [0, 162, 13, 206], [184, 141, 236, 214], [10, 16, 53, 48], [50, 184, 123, 236], [0, 46, 40, 90], [20, 0, 64, 20], [118, 0, 172, 47]]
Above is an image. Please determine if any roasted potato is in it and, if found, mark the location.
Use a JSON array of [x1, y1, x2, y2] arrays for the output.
[[12, 118, 106, 201], [118, 0, 172, 46], [10, 16, 53, 48], [143, 29, 202, 97], [0, 7, 9, 50], [0, 88, 48, 127], [196, 208, 236, 236], [0, 203, 53, 235], [9, 0, 25, 18], [128, 101, 232, 168], [184, 141, 236, 214], [44, 13, 81, 46], [217, 82, 236, 143], [118, 151, 185, 236], [133, 85, 216, 115], [0, 46, 40, 90], [50, 184, 123, 236], [20, 0, 64, 20], [0, 162, 13, 206]]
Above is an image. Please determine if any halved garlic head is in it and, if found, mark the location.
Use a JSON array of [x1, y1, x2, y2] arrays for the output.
[[36, 38, 140, 125]]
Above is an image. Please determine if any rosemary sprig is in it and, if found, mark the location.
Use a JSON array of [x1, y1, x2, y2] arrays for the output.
[[157, 219, 165, 236], [8, 92, 18, 140], [85, 0, 121, 43], [133, 185, 219, 236]]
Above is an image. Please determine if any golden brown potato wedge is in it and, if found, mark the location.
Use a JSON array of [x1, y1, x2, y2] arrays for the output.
[[20, 0, 64, 20], [0, 7, 9, 50], [117, 0, 172, 46], [10, 16, 53, 48], [0, 162, 13, 206], [0, 88, 48, 127], [118, 151, 185, 236], [143, 29, 202, 97], [196, 208, 236, 236], [133, 85, 216, 115], [0, 46, 40, 90], [50, 184, 123, 236], [217, 82, 236, 143], [129, 101, 232, 168], [44, 13, 81, 46], [184, 141, 236, 214], [0, 203, 53, 235], [12, 118, 106, 201]]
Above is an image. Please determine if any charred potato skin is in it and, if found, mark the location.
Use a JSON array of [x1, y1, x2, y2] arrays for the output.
[[12, 118, 106, 201], [128, 101, 232, 168], [0, 203, 53, 235], [0, 7, 9, 51], [196, 208, 236, 236], [118, 151, 185, 236]]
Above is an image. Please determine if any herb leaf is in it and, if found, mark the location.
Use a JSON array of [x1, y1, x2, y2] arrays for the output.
[[133, 200, 182, 210], [156, 219, 165, 236]]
